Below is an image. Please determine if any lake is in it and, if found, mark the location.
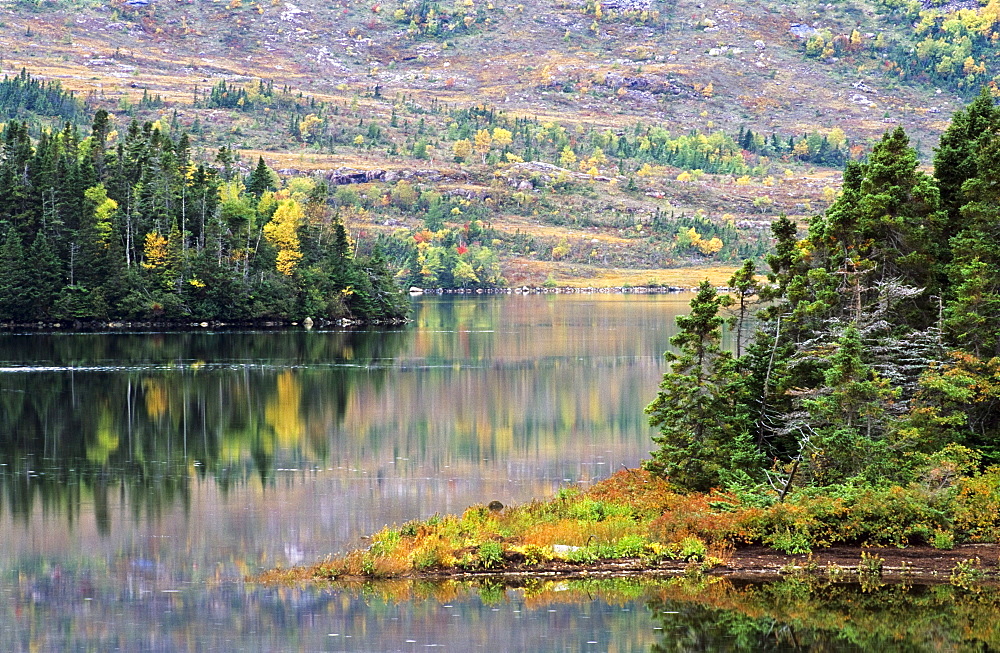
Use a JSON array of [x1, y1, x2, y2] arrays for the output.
[[0, 294, 996, 651]]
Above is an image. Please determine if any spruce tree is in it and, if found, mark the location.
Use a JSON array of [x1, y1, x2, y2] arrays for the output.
[[27, 231, 63, 317], [246, 156, 275, 198], [799, 324, 899, 485], [0, 229, 32, 321], [91, 109, 111, 181], [853, 127, 946, 308], [644, 281, 757, 490], [933, 86, 1000, 235], [944, 130, 1000, 357], [727, 259, 760, 358]]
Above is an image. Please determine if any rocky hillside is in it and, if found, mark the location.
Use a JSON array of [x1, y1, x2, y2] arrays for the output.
[[0, 0, 987, 285]]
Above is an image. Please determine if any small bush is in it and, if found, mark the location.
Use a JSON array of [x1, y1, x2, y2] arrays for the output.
[[953, 468, 1000, 542], [950, 557, 985, 587], [614, 534, 650, 558], [515, 544, 552, 565], [567, 498, 632, 522], [565, 546, 600, 564], [369, 528, 402, 556], [413, 540, 456, 571], [767, 528, 813, 554], [932, 530, 955, 550], [674, 536, 707, 562], [477, 541, 504, 569], [858, 551, 884, 578]]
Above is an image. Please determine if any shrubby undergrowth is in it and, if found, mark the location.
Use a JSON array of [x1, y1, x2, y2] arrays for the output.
[[264, 463, 1000, 581]]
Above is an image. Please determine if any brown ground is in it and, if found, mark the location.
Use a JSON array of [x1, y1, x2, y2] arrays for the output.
[[389, 544, 1000, 584]]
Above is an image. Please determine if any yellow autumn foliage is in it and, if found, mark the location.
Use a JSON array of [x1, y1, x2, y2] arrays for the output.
[[263, 199, 304, 275], [142, 231, 169, 271]]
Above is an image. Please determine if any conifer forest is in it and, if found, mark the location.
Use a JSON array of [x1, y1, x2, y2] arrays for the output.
[[646, 88, 1000, 493]]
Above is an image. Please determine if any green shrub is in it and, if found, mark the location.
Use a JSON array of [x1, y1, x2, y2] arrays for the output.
[[369, 528, 402, 556], [767, 528, 812, 554], [477, 541, 504, 569], [567, 498, 632, 522], [675, 536, 707, 562], [932, 530, 955, 550], [614, 534, 650, 558], [566, 546, 600, 564]]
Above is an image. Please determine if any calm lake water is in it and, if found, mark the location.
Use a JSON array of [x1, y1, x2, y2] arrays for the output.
[[0, 294, 996, 651]]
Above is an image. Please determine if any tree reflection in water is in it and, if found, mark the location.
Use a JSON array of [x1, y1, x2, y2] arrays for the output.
[[0, 329, 409, 531]]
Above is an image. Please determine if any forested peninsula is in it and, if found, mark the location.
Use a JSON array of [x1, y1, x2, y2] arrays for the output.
[[0, 79, 407, 325], [264, 90, 1000, 584]]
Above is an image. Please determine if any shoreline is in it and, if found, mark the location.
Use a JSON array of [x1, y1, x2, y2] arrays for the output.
[[255, 467, 1000, 588], [0, 287, 712, 330], [407, 284, 698, 295], [260, 543, 1000, 586], [0, 316, 411, 331]]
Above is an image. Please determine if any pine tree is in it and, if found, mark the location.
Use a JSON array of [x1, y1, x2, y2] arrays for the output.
[[644, 281, 757, 490], [246, 156, 275, 198], [0, 229, 32, 321], [933, 86, 1000, 236]]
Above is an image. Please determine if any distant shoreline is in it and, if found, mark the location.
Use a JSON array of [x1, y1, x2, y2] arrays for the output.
[[0, 316, 411, 331], [0, 287, 712, 330], [409, 285, 697, 294]]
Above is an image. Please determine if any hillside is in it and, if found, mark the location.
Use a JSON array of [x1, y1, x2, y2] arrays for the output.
[[0, 0, 989, 286]]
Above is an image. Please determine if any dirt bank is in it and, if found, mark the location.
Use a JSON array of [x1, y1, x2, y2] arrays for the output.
[[315, 544, 1000, 584]]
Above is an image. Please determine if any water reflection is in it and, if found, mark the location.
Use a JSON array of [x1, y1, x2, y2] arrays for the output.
[[0, 329, 407, 530], [0, 294, 701, 650], [0, 296, 687, 538], [4, 573, 998, 651]]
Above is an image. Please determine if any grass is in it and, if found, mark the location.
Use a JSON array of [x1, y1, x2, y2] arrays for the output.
[[503, 260, 739, 288]]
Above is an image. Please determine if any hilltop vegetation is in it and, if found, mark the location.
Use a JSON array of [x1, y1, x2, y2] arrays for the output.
[[7, 0, 1000, 286]]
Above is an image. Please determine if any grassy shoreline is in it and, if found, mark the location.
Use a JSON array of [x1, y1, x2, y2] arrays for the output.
[[257, 468, 1000, 585]]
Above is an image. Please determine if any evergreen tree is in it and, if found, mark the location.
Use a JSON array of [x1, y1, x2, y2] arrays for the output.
[[0, 229, 32, 321], [644, 281, 757, 490], [27, 231, 63, 317], [944, 131, 1000, 357], [856, 128, 946, 304], [246, 156, 275, 198], [727, 259, 760, 358], [798, 324, 899, 485], [933, 86, 1000, 237], [0, 121, 35, 231], [91, 109, 111, 181]]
